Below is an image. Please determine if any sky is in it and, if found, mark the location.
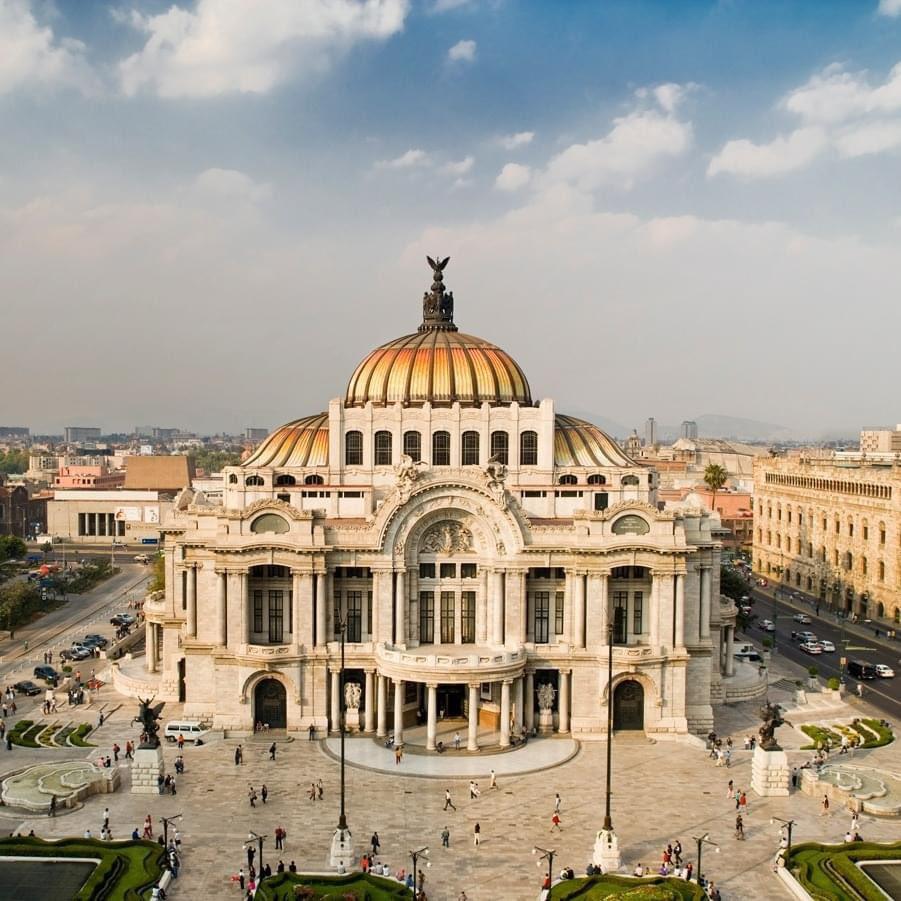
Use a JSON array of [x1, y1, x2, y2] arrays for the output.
[[3, 0, 901, 438]]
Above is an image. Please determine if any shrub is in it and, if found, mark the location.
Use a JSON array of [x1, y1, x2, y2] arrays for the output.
[[808, 665, 819, 678], [68, 723, 94, 748], [860, 718, 894, 748], [827, 677, 840, 691]]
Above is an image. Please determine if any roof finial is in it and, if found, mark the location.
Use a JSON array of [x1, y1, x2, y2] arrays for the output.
[[420, 255, 457, 332]]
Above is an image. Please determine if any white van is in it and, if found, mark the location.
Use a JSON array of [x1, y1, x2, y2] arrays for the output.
[[163, 721, 210, 745]]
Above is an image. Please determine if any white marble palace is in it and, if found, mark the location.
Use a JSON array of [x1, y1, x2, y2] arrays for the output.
[[145, 259, 736, 744]]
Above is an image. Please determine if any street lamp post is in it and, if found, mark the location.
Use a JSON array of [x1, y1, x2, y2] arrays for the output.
[[160, 813, 182, 849], [771, 816, 795, 857], [692, 832, 719, 885], [245, 830, 266, 874], [591, 619, 620, 872], [329, 615, 354, 870], [533, 846, 556, 896], [410, 845, 429, 896]]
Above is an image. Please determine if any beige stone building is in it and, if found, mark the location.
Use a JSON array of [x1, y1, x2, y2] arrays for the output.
[[752, 455, 901, 622], [144, 262, 736, 742]]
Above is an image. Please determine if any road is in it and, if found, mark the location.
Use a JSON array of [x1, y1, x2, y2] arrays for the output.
[[741, 584, 901, 719]]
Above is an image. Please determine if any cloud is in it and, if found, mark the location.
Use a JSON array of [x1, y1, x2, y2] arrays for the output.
[[711, 61, 901, 177], [117, 0, 408, 98], [707, 127, 828, 178], [498, 131, 534, 150], [543, 85, 693, 192], [431, 0, 476, 12], [194, 168, 272, 202], [448, 39, 476, 63], [441, 156, 474, 176], [878, 0, 901, 17], [376, 148, 431, 169], [494, 162, 531, 191], [0, 0, 93, 94]]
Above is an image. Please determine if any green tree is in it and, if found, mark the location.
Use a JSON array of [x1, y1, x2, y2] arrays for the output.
[[188, 448, 243, 475], [0, 581, 40, 630], [40, 541, 53, 562], [703, 462, 728, 513], [0, 535, 27, 562], [149, 554, 165, 593], [0, 450, 28, 475]]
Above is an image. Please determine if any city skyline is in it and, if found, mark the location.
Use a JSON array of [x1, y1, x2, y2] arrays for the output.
[[3, 0, 901, 435]]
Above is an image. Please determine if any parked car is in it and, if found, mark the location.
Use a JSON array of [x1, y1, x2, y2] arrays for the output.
[[800, 641, 822, 655], [64, 645, 92, 661], [791, 630, 817, 643], [759, 619, 776, 632], [793, 613, 812, 624], [13, 680, 42, 696], [33, 665, 59, 683], [818, 640, 836, 652], [110, 613, 136, 626], [82, 634, 109, 649], [875, 664, 895, 678], [134, 554, 150, 564], [848, 659, 877, 680], [163, 721, 210, 745]]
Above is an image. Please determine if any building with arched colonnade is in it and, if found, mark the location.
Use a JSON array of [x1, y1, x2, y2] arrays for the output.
[[142, 261, 736, 742]]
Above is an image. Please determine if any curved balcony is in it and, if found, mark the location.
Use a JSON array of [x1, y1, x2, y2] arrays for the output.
[[375, 643, 526, 684]]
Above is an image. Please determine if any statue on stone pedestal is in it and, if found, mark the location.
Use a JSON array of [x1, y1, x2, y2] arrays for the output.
[[134, 696, 165, 749], [758, 700, 789, 751], [344, 682, 362, 711], [537, 683, 556, 711]]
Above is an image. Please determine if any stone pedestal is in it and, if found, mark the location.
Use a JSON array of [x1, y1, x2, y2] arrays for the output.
[[538, 709, 554, 734], [592, 828, 621, 873], [751, 745, 790, 797], [329, 826, 355, 872], [345, 709, 361, 733], [130, 746, 165, 795]]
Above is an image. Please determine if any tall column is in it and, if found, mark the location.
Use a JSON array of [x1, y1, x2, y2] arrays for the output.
[[558, 670, 570, 733], [393, 680, 405, 745], [524, 671, 535, 732], [648, 573, 660, 650], [725, 626, 735, 676], [186, 564, 197, 638], [216, 570, 227, 646], [146, 622, 158, 673], [572, 572, 585, 649], [330, 669, 340, 734], [316, 572, 327, 647], [291, 571, 302, 646], [240, 571, 250, 645], [297, 572, 314, 648], [476, 569, 489, 644], [514, 676, 524, 733], [491, 570, 505, 645], [426, 683, 438, 751], [395, 571, 406, 646], [454, 587, 463, 645], [376, 674, 387, 737], [674, 573, 686, 648], [364, 670, 376, 732], [598, 573, 609, 639], [500, 680, 512, 748], [467, 683, 479, 751], [700, 566, 711, 640]]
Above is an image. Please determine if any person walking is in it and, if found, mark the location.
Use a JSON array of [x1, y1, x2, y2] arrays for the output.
[[308, 783, 316, 801], [370, 832, 380, 856], [235, 745, 243, 766], [554, 793, 561, 814], [269, 742, 277, 761], [735, 814, 744, 840], [821, 795, 830, 816], [249, 786, 257, 808], [551, 812, 562, 832], [308, 723, 315, 741], [238, 868, 245, 891], [444, 788, 456, 811], [739, 791, 748, 815], [441, 826, 450, 848], [673, 840, 682, 866], [469, 781, 477, 800], [489, 769, 497, 790], [453, 731, 461, 750], [261, 784, 268, 805], [473, 822, 481, 847], [48, 794, 56, 817], [103, 807, 110, 828], [395, 744, 403, 765], [317, 779, 324, 801]]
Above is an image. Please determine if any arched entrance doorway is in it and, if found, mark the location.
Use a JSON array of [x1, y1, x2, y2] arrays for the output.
[[254, 678, 287, 729], [612, 680, 644, 731]]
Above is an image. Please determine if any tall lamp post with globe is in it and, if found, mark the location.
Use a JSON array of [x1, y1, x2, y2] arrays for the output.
[[592, 618, 621, 872], [329, 615, 354, 871]]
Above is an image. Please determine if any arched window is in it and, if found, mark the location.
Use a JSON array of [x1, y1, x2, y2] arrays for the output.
[[403, 430, 421, 462], [250, 514, 289, 534], [432, 431, 450, 466], [520, 430, 538, 466], [304, 474, 324, 485], [461, 431, 480, 466], [245, 474, 264, 487], [558, 474, 578, 485], [275, 474, 296, 486], [345, 430, 363, 466], [587, 473, 606, 485], [490, 430, 509, 464], [621, 474, 640, 486], [374, 431, 392, 466], [228, 473, 238, 484]]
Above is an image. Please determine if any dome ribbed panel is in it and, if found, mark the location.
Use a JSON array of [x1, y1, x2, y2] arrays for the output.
[[243, 413, 329, 468], [344, 330, 532, 408], [554, 414, 635, 468]]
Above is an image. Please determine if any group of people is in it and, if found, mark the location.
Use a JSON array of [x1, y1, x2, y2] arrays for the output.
[[248, 784, 269, 806], [632, 841, 694, 882]]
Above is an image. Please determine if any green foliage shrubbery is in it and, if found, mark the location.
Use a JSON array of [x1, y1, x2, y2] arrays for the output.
[[787, 841, 901, 901]]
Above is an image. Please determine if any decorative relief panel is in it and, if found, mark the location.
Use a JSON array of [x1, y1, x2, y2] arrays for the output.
[[420, 521, 474, 555]]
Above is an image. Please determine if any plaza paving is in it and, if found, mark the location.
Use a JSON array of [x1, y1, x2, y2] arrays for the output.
[[2, 655, 900, 900]]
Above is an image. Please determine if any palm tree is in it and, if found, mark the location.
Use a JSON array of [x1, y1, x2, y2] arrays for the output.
[[703, 463, 728, 514]]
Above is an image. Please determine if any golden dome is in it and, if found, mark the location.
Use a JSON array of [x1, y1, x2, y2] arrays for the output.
[[243, 412, 329, 468], [554, 414, 636, 468], [345, 329, 532, 408]]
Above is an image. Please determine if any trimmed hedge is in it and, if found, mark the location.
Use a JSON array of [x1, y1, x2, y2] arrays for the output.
[[550, 874, 707, 900], [0, 836, 164, 900], [256, 871, 413, 900], [69, 723, 95, 747], [787, 840, 901, 901], [800, 720, 894, 751], [10, 719, 38, 747], [860, 718, 893, 748]]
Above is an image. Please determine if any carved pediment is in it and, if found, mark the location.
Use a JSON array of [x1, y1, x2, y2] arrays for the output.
[[240, 498, 309, 521]]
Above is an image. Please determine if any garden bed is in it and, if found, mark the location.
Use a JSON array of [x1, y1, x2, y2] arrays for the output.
[[551, 874, 707, 899], [786, 840, 901, 901], [256, 872, 413, 900], [800, 720, 893, 751]]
